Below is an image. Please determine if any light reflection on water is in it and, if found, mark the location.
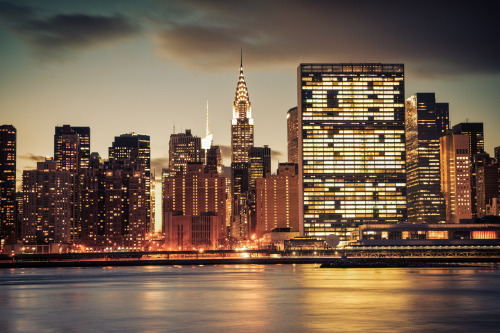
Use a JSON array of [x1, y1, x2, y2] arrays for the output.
[[0, 265, 499, 332]]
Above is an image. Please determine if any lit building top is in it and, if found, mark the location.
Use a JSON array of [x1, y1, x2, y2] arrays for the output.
[[232, 53, 253, 124]]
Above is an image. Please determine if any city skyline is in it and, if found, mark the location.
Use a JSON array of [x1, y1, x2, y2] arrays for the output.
[[1, 0, 499, 195]]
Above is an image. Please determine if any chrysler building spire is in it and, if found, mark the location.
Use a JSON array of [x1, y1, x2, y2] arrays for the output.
[[232, 49, 252, 122]]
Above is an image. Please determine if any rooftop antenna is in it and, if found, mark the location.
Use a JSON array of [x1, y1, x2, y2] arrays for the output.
[[240, 46, 243, 68], [173, 121, 175, 134]]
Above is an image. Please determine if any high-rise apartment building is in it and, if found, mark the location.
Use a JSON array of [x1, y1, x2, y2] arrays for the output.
[[54, 125, 91, 242], [109, 133, 153, 232], [0, 125, 17, 246], [287, 107, 299, 164], [405, 93, 448, 223], [169, 129, 203, 176], [230, 54, 254, 239], [298, 63, 407, 241], [440, 132, 472, 223], [162, 163, 226, 248], [22, 159, 73, 244], [54, 125, 90, 172], [256, 163, 299, 237], [80, 159, 148, 249]]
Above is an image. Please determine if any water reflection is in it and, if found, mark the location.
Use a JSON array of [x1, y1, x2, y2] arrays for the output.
[[0, 265, 499, 332]]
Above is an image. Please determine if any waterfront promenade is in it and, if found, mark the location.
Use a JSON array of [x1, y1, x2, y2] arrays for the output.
[[2, 246, 500, 268]]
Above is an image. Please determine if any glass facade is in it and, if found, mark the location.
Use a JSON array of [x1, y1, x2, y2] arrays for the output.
[[298, 63, 407, 241], [405, 93, 448, 223]]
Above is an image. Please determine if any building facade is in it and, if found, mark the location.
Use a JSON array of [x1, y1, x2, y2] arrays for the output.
[[80, 160, 148, 249], [440, 132, 472, 223], [0, 125, 17, 246], [169, 129, 203, 176], [475, 153, 499, 218], [109, 133, 153, 233], [163, 163, 226, 248], [54, 125, 91, 242], [405, 93, 448, 223], [298, 63, 407, 241], [22, 159, 73, 244], [452, 122, 484, 217], [256, 163, 299, 237], [230, 56, 254, 239]]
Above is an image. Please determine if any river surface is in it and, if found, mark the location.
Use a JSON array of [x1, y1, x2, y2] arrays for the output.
[[0, 264, 499, 332]]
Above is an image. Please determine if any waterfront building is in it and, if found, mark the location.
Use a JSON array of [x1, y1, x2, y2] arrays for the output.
[[256, 163, 299, 237], [0, 125, 17, 246], [440, 132, 472, 223], [22, 159, 73, 244], [287, 107, 299, 164], [169, 129, 203, 176], [231, 54, 254, 239], [54, 125, 91, 242], [405, 93, 448, 223], [109, 133, 153, 233], [358, 221, 500, 246], [298, 63, 407, 241], [162, 163, 226, 248]]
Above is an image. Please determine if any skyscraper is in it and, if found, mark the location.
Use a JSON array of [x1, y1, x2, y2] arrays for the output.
[[231, 54, 254, 165], [109, 133, 152, 232], [405, 93, 448, 223], [452, 122, 484, 218], [0, 125, 16, 246], [287, 107, 299, 164], [440, 132, 472, 223], [248, 145, 271, 235], [230, 53, 254, 239], [452, 123, 484, 161], [298, 63, 406, 241], [168, 129, 203, 176], [54, 125, 91, 242], [54, 125, 90, 172]]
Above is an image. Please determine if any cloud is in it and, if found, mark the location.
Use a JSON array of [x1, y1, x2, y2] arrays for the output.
[[0, 1, 141, 61], [18, 153, 45, 162], [151, 0, 500, 78], [271, 150, 284, 160]]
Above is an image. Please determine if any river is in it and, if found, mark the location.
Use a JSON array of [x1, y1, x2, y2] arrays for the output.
[[0, 264, 499, 332]]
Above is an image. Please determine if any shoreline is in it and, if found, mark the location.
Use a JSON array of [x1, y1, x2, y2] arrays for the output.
[[1, 257, 499, 269]]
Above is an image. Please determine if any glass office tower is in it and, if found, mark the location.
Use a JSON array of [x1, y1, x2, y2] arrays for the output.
[[298, 63, 407, 241], [405, 93, 448, 223]]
